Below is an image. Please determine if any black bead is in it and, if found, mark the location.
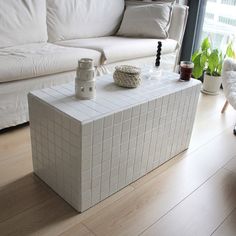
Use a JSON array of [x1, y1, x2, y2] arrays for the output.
[[155, 41, 162, 67]]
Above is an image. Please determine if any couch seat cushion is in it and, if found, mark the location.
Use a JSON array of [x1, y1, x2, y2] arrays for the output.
[[0, 43, 101, 83], [56, 36, 178, 64]]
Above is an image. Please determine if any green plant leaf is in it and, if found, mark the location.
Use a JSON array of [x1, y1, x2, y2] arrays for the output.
[[208, 50, 219, 75], [191, 50, 200, 61], [217, 52, 223, 75], [200, 53, 207, 67], [201, 37, 211, 52], [226, 41, 235, 58], [192, 54, 204, 79]]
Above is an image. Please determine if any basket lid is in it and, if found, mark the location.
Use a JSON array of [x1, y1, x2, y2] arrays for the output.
[[115, 65, 141, 74]]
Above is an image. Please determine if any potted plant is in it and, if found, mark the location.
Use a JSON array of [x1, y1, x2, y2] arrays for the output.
[[191, 37, 235, 95]]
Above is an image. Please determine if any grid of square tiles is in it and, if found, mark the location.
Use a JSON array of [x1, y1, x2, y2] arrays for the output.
[[79, 84, 201, 211], [31, 73, 201, 124], [29, 76, 201, 212], [28, 94, 82, 211]]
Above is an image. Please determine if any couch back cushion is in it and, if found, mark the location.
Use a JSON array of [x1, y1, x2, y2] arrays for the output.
[[117, 4, 173, 39], [47, 0, 125, 42], [0, 0, 48, 49]]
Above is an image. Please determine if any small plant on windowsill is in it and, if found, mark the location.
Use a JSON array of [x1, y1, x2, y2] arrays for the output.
[[191, 37, 235, 95]]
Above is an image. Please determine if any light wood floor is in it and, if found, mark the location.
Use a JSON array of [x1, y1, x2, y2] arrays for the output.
[[0, 91, 236, 236]]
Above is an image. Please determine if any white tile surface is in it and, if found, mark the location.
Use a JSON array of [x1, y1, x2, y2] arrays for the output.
[[29, 72, 201, 212]]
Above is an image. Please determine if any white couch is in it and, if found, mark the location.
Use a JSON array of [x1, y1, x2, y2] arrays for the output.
[[0, 0, 188, 130]]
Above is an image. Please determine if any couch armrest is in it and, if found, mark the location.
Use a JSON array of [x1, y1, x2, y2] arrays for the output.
[[168, 4, 189, 47]]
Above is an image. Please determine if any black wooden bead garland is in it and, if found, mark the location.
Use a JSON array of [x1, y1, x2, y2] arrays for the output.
[[155, 41, 162, 67]]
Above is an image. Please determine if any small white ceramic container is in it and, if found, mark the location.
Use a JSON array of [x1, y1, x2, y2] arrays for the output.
[[75, 58, 96, 99]]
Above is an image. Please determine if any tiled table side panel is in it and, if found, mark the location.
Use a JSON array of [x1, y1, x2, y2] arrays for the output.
[[80, 84, 201, 211], [28, 94, 82, 211], [29, 81, 201, 212]]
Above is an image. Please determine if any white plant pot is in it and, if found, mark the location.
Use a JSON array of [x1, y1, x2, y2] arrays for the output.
[[202, 73, 222, 95]]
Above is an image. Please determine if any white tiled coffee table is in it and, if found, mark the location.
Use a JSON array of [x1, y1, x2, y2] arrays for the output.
[[28, 72, 201, 212]]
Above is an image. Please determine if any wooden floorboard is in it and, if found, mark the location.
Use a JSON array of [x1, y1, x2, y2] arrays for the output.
[[82, 128, 236, 236], [59, 223, 95, 236], [0, 156, 33, 188], [211, 208, 236, 236], [0, 91, 236, 236], [141, 168, 236, 236], [0, 174, 54, 223]]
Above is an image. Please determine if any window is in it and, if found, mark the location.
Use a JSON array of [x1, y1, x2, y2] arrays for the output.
[[197, 0, 236, 51], [221, 0, 236, 6], [219, 16, 236, 26], [205, 13, 214, 20]]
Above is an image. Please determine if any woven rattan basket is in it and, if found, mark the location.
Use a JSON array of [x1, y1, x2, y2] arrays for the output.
[[113, 65, 141, 88]]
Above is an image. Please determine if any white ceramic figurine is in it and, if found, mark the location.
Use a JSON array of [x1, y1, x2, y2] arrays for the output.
[[75, 58, 96, 99]]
